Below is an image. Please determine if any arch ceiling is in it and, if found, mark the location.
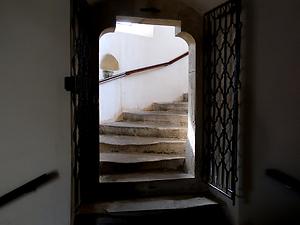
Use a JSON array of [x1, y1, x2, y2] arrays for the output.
[[86, 0, 227, 14]]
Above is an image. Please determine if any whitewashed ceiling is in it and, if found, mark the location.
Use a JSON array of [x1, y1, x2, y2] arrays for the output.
[[86, 0, 227, 14]]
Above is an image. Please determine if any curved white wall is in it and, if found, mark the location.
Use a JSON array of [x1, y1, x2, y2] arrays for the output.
[[99, 25, 189, 122]]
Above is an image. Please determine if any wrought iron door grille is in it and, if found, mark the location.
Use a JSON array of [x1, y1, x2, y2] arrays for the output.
[[203, 0, 241, 203], [71, 0, 90, 211]]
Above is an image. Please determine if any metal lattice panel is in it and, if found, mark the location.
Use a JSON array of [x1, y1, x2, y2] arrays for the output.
[[70, 0, 90, 211], [203, 0, 241, 203]]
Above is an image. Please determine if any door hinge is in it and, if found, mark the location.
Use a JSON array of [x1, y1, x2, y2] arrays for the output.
[[64, 77, 75, 92], [65, 76, 94, 93]]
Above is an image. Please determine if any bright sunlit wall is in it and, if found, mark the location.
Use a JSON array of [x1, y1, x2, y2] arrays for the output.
[[115, 21, 154, 37], [99, 24, 189, 123]]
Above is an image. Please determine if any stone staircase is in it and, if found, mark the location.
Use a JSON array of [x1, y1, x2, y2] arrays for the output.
[[99, 93, 191, 182], [78, 94, 231, 225]]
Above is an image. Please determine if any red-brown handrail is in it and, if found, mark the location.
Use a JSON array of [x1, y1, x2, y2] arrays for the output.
[[99, 51, 189, 85]]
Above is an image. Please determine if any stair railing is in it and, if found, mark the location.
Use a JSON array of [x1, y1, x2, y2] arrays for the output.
[[99, 52, 189, 85], [0, 171, 59, 208], [266, 169, 300, 194]]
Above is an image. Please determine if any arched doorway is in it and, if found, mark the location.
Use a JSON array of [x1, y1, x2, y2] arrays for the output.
[[98, 17, 197, 183]]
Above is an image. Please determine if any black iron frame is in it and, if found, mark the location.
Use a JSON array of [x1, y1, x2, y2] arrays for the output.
[[70, 0, 99, 214], [203, 0, 241, 203], [69, 0, 242, 210]]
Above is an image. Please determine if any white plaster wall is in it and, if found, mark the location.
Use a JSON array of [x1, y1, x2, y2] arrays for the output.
[[99, 25, 188, 122], [100, 79, 122, 122], [0, 1, 71, 225]]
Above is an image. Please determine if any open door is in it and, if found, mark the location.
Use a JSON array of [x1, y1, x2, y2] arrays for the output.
[[67, 0, 99, 221], [203, 0, 241, 204]]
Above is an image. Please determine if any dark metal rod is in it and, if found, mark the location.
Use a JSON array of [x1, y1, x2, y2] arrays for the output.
[[230, 0, 241, 205], [203, 15, 212, 181], [126, 51, 189, 75], [125, 62, 169, 76], [221, 13, 229, 189], [99, 73, 126, 84], [211, 14, 217, 186], [0, 171, 59, 208], [266, 169, 300, 194], [99, 52, 189, 85], [208, 183, 232, 199]]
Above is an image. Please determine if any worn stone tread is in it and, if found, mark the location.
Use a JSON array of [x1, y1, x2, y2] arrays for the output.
[[100, 171, 194, 183], [121, 111, 187, 125], [79, 196, 217, 214], [150, 102, 188, 113], [100, 152, 184, 163], [100, 135, 186, 145], [101, 121, 186, 129], [99, 135, 186, 154], [100, 121, 187, 138], [122, 111, 187, 116]]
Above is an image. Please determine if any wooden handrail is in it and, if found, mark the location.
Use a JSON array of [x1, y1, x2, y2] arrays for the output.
[[99, 51, 189, 85], [0, 171, 59, 208]]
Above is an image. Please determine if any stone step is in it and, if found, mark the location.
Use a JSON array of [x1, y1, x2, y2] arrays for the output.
[[77, 197, 224, 225], [78, 196, 228, 225], [100, 152, 185, 175], [100, 121, 187, 139], [79, 196, 217, 213], [99, 171, 193, 183], [151, 102, 188, 113], [100, 135, 186, 154], [121, 111, 187, 126]]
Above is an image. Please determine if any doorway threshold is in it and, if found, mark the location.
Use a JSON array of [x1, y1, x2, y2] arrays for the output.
[[79, 195, 218, 215]]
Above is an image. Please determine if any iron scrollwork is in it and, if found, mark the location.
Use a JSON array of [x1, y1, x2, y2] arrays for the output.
[[70, 0, 90, 211], [203, 0, 241, 203]]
